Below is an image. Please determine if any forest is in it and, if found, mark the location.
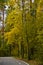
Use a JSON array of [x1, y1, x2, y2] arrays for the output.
[[0, 0, 43, 65]]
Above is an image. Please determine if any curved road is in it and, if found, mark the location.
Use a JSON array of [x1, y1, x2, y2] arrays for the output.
[[0, 57, 29, 65]]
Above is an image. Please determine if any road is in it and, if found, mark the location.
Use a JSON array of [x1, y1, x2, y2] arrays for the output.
[[0, 57, 29, 65]]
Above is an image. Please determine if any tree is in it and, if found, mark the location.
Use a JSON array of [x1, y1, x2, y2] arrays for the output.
[[4, 9, 23, 56], [0, 0, 7, 47], [0, 0, 9, 56], [35, 0, 43, 64]]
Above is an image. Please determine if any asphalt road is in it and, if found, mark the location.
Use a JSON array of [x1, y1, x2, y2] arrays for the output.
[[0, 57, 29, 65]]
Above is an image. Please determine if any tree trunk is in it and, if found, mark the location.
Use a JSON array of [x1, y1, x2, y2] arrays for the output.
[[1, 8, 4, 47], [21, 41, 24, 59]]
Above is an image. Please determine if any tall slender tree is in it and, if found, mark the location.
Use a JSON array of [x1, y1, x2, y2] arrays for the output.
[[0, 0, 7, 46]]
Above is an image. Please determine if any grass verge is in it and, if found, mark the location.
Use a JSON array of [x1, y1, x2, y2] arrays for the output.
[[15, 57, 39, 65]]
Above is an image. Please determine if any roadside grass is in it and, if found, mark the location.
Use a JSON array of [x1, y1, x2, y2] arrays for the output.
[[25, 60, 39, 65], [15, 57, 39, 65]]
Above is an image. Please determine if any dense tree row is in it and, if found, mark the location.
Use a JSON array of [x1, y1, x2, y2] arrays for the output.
[[0, 0, 43, 65]]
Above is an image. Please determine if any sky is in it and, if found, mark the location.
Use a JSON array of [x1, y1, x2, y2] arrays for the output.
[[32, 0, 34, 3]]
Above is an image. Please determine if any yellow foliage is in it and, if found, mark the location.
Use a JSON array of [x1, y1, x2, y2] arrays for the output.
[[37, 0, 43, 13], [8, 0, 16, 7], [5, 9, 23, 45]]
